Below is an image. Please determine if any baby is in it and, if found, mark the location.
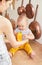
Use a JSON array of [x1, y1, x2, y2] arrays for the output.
[[9, 14, 35, 59]]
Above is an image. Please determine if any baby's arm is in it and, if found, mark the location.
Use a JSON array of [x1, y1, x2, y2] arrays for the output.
[[27, 29, 35, 40], [23, 30, 35, 40], [27, 32, 35, 40]]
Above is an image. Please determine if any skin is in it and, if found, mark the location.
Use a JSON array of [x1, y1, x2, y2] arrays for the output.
[[14, 14, 35, 59], [15, 14, 35, 40], [0, 0, 28, 48]]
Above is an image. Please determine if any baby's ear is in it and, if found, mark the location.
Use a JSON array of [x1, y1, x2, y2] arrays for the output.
[[10, 19, 17, 30]]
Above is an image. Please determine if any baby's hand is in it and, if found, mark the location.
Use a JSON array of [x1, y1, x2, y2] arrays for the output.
[[23, 34, 28, 40]]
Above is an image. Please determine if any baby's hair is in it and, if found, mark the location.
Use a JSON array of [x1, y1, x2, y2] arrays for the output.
[[17, 13, 28, 22], [17, 13, 28, 27], [18, 13, 27, 19]]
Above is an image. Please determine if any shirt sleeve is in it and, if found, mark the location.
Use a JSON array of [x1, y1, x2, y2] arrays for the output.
[[27, 28, 32, 34]]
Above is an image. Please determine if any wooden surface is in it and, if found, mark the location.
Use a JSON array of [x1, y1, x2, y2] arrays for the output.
[[11, 40, 42, 65]]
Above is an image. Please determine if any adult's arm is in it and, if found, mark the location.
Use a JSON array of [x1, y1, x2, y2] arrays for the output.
[[0, 16, 28, 48]]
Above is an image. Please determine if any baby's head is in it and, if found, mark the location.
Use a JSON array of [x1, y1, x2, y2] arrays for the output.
[[17, 14, 28, 30]]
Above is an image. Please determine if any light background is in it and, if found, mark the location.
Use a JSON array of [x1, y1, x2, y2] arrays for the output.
[[7, 0, 42, 44]]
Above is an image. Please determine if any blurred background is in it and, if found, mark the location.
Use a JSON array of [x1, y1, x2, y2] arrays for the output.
[[3, 0, 42, 44]]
